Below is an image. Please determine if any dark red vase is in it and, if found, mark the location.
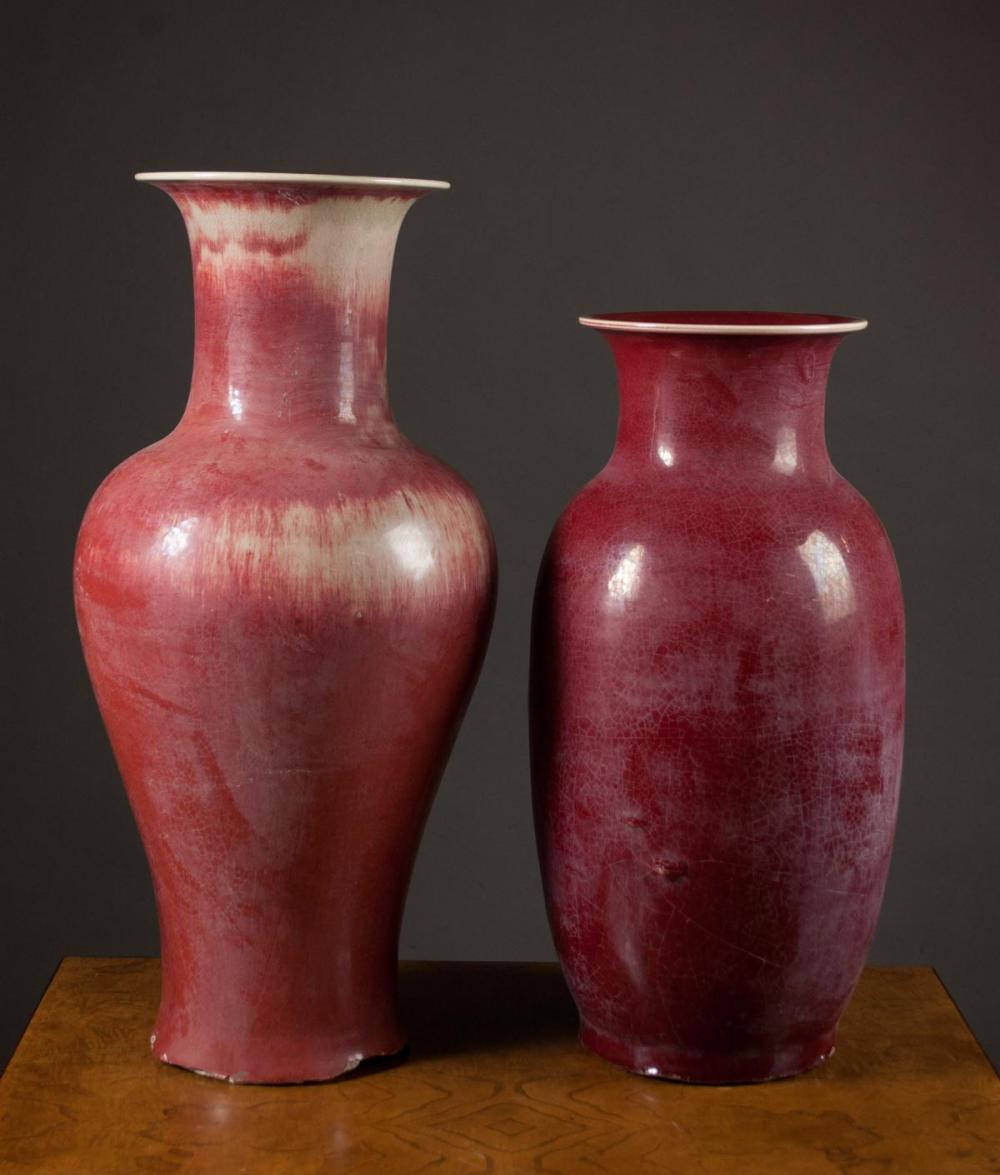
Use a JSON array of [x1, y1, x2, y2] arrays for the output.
[[531, 311, 904, 1083], [74, 172, 496, 1083]]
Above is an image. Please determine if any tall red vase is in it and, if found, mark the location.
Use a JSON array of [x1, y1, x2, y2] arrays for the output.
[[531, 311, 904, 1083], [74, 172, 496, 1083]]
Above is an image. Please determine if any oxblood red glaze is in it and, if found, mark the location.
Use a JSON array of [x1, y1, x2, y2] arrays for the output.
[[74, 175, 495, 1083], [531, 313, 904, 1083]]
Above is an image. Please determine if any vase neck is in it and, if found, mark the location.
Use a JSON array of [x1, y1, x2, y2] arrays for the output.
[[157, 182, 426, 440], [601, 332, 845, 478]]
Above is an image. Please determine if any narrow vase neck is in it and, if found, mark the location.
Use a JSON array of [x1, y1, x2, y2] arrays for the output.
[[157, 182, 426, 439], [603, 332, 844, 478]]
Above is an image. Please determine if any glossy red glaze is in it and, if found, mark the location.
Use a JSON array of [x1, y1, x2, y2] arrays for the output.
[[74, 175, 496, 1083], [531, 312, 904, 1083]]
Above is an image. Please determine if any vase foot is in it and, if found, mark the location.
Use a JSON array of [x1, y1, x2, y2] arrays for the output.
[[578, 1021, 837, 1084], [151, 1031, 409, 1085]]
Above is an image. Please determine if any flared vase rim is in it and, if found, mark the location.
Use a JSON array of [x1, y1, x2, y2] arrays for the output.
[[135, 171, 451, 192], [579, 311, 868, 336]]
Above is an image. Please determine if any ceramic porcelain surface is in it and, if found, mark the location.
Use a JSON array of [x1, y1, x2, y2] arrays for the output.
[[531, 316, 904, 1083], [577, 311, 869, 335], [74, 175, 496, 1083]]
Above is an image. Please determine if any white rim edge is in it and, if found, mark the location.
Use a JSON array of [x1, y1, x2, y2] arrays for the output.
[[135, 171, 450, 190], [579, 315, 868, 335]]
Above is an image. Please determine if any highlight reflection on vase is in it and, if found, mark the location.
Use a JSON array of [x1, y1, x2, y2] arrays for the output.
[[74, 172, 496, 1083], [531, 312, 904, 1083]]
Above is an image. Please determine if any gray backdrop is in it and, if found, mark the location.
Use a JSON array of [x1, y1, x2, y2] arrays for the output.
[[4, 0, 998, 1068]]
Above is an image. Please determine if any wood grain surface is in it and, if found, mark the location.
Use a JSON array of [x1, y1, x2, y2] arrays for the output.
[[1, 959, 997, 1172]]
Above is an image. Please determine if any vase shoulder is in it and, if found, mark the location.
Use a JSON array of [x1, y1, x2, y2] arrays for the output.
[[537, 467, 903, 694], [76, 427, 495, 621], [550, 466, 896, 571]]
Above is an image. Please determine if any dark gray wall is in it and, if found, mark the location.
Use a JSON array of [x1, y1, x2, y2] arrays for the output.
[[4, 0, 998, 1068]]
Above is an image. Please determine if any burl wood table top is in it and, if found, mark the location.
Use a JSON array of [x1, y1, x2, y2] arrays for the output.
[[0, 959, 997, 1172]]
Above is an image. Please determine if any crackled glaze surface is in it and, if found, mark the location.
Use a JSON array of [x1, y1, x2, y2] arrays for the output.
[[74, 174, 496, 1083], [531, 312, 904, 1083]]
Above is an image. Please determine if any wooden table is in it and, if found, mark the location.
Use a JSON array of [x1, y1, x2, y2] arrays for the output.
[[1, 959, 997, 1172]]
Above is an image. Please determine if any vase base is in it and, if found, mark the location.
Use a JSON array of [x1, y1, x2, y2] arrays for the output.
[[579, 1021, 837, 1084], [151, 1034, 409, 1085]]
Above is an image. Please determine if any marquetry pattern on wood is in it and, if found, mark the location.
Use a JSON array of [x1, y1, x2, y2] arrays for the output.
[[0, 959, 997, 1172]]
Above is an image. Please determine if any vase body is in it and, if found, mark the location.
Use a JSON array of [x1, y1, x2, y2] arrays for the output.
[[74, 173, 496, 1083], [531, 312, 904, 1083]]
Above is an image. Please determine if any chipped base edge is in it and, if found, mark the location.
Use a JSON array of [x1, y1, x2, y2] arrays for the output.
[[579, 1022, 838, 1085], [152, 1038, 408, 1085]]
